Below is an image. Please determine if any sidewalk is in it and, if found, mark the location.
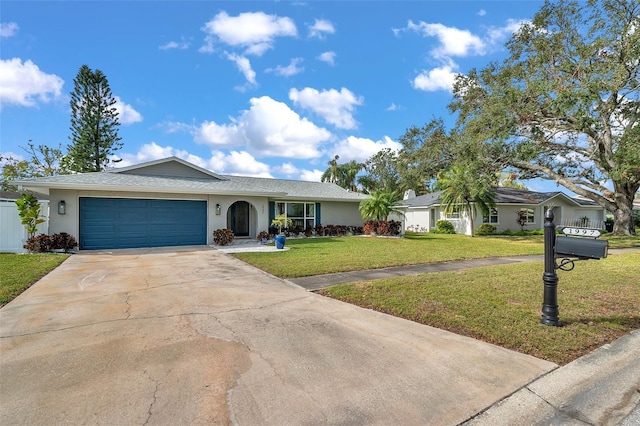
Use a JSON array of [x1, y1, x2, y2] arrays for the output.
[[466, 329, 640, 425], [288, 255, 543, 290]]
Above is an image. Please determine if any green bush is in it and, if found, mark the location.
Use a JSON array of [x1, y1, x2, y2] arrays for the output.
[[432, 220, 455, 234], [476, 224, 497, 235]]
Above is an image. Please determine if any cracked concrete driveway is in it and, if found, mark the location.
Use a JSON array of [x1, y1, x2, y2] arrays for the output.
[[0, 247, 555, 425]]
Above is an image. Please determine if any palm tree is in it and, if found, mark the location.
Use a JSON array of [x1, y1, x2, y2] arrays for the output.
[[339, 160, 363, 192], [321, 155, 341, 184], [439, 165, 495, 237], [359, 190, 403, 221]]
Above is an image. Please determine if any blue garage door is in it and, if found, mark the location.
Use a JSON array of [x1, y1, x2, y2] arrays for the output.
[[79, 198, 207, 250]]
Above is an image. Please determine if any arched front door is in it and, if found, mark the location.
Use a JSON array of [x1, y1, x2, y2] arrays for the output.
[[228, 201, 250, 237]]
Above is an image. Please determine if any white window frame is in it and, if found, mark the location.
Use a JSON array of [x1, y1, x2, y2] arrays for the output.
[[519, 208, 535, 224], [276, 202, 316, 229], [483, 208, 499, 224], [445, 206, 461, 220]]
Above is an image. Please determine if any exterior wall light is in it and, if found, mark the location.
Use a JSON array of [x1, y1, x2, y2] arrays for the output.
[[216, 203, 221, 215], [58, 200, 66, 215]]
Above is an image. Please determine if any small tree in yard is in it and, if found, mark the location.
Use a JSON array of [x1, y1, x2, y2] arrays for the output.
[[359, 190, 403, 222], [439, 165, 495, 237], [15, 193, 45, 238]]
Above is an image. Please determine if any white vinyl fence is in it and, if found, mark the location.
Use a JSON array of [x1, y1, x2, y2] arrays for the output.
[[0, 200, 49, 253]]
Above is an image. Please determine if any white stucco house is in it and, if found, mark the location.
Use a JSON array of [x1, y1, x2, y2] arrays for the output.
[[12, 157, 368, 250], [397, 187, 606, 236]]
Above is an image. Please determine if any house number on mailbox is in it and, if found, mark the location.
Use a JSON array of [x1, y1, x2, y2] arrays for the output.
[[562, 227, 601, 238]]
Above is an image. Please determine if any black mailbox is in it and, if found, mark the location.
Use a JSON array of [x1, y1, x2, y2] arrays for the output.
[[555, 236, 608, 260]]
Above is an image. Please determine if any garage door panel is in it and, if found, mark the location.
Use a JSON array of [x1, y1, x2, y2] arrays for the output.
[[80, 198, 207, 250]]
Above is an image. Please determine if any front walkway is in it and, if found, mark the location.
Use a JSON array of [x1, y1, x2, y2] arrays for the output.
[[288, 255, 544, 290]]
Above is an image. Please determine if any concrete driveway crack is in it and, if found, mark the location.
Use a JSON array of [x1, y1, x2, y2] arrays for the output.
[[142, 369, 161, 426]]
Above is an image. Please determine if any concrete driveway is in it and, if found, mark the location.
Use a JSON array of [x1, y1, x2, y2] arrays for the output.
[[0, 247, 555, 425]]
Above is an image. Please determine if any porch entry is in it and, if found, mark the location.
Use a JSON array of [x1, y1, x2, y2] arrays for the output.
[[228, 201, 250, 237]]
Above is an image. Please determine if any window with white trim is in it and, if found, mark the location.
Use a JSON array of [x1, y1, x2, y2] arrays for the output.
[[519, 208, 535, 224], [276, 202, 315, 229], [483, 208, 499, 224], [445, 206, 460, 219]]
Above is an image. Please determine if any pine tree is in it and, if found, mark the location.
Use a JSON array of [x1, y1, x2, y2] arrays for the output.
[[66, 65, 122, 172]]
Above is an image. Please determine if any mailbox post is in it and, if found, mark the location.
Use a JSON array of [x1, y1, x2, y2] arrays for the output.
[[541, 209, 560, 326], [540, 209, 608, 326]]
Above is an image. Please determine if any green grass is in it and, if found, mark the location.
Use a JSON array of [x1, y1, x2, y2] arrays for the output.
[[233, 233, 546, 278], [234, 232, 639, 278], [320, 252, 640, 365], [601, 233, 640, 248], [0, 253, 69, 307]]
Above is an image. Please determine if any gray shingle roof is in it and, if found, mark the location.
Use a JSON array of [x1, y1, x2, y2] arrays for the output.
[[397, 187, 599, 208], [13, 157, 368, 202], [225, 175, 368, 201]]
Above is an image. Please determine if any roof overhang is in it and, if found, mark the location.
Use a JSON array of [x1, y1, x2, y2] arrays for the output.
[[15, 181, 285, 198]]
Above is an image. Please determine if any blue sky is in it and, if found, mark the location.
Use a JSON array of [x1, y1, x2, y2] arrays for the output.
[[1, 0, 564, 192]]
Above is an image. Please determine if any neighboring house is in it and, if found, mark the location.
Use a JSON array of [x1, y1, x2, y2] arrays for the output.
[[12, 157, 368, 250], [396, 187, 606, 236], [0, 191, 49, 253]]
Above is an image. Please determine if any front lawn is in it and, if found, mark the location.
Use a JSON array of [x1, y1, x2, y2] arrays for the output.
[[0, 253, 69, 307], [233, 233, 545, 278], [320, 252, 640, 365], [234, 232, 639, 278]]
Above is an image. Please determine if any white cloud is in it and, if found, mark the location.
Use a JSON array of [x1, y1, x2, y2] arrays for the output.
[[331, 136, 402, 163], [274, 162, 300, 176], [317, 51, 336, 66], [487, 19, 529, 45], [396, 18, 528, 94], [208, 150, 273, 177], [386, 102, 399, 111], [115, 142, 202, 168], [113, 96, 143, 125], [159, 39, 190, 50], [0, 58, 64, 107], [194, 120, 243, 147], [224, 52, 257, 87], [194, 95, 331, 159], [241, 96, 331, 157], [412, 64, 459, 92], [405, 20, 486, 58], [201, 11, 297, 56], [299, 169, 323, 182], [0, 151, 24, 163], [289, 87, 363, 130], [266, 57, 304, 76], [308, 19, 335, 39], [199, 35, 215, 53], [0, 22, 19, 38], [115, 143, 273, 177], [477, 9, 487, 17]]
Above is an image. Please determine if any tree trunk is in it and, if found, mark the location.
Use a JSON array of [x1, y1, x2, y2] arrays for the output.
[[611, 183, 638, 236]]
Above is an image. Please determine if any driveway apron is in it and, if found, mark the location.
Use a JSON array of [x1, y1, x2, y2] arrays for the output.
[[0, 247, 555, 425]]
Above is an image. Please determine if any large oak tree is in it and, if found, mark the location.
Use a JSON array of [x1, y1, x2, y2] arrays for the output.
[[450, 0, 639, 235]]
